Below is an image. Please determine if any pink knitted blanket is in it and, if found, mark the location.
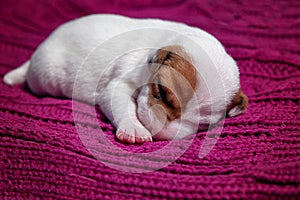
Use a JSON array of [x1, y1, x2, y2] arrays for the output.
[[1, 0, 299, 199]]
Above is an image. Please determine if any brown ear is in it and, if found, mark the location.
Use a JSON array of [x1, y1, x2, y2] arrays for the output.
[[152, 45, 197, 90], [155, 45, 183, 64], [227, 89, 248, 117], [155, 47, 171, 64]]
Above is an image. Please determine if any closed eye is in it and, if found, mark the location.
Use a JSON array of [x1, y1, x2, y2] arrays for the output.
[[158, 83, 167, 102], [152, 79, 175, 109], [152, 77, 167, 102], [152, 85, 161, 100], [152, 83, 163, 100]]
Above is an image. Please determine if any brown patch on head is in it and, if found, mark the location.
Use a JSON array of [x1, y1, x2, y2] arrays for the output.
[[147, 45, 197, 122], [227, 89, 248, 117]]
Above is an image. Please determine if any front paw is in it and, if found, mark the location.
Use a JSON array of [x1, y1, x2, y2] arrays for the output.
[[116, 125, 152, 144]]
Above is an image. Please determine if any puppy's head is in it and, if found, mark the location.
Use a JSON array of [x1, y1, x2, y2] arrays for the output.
[[136, 45, 248, 140], [137, 45, 198, 139], [149, 45, 197, 119]]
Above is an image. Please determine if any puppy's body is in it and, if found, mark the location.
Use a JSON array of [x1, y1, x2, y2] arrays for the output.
[[4, 14, 248, 143]]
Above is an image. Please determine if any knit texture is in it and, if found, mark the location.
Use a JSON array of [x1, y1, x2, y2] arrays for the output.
[[1, 0, 300, 199]]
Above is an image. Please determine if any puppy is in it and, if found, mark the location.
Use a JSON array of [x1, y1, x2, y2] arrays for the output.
[[3, 14, 248, 143]]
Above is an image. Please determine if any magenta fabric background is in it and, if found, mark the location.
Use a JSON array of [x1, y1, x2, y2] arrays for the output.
[[1, 0, 300, 199]]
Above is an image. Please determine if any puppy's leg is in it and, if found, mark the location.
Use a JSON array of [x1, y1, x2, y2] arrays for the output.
[[116, 103, 153, 143], [98, 83, 152, 144]]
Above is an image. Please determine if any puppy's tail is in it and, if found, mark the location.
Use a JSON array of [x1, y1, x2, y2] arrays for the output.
[[3, 61, 30, 86]]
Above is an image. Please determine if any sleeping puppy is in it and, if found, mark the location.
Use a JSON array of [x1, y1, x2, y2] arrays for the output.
[[3, 14, 248, 143]]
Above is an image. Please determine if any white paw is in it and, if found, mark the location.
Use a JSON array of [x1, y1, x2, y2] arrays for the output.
[[116, 124, 152, 144]]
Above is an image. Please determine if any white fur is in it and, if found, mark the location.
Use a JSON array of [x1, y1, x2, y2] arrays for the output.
[[3, 14, 240, 143]]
